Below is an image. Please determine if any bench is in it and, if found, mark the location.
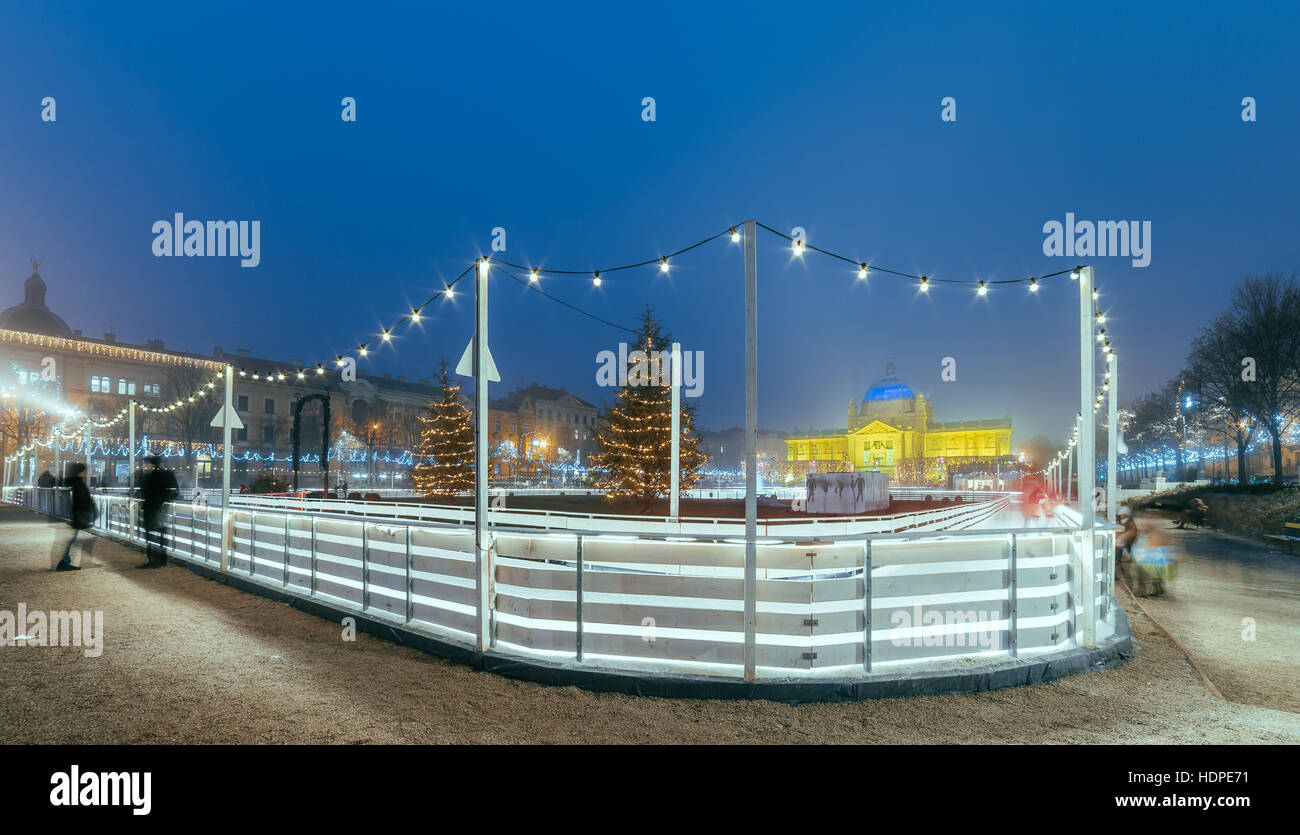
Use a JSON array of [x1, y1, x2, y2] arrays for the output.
[[1265, 521, 1300, 554]]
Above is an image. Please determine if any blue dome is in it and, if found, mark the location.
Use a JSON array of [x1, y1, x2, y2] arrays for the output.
[[862, 362, 913, 404], [864, 378, 913, 402]]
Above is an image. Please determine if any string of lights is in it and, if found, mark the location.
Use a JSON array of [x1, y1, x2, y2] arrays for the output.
[[7, 220, 1124, 472], [491, 264, 639, 335], [5, 262, 479, 463]]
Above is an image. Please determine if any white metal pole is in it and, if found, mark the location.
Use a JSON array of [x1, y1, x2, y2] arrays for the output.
[[670, 340, 681, 520], [128, 400, 136, 496], [742, 219, 758, 682], [1066, 444, 1073, 504], [474, 258, 492, 652], [1107, 353, 1118, 525], [129, 400, 136, 541], [1078, 266, 1097, 648], [220, 364, 233, 573]]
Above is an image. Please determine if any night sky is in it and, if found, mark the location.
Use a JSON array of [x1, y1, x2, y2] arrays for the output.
[[2, 2, 1297, 445]]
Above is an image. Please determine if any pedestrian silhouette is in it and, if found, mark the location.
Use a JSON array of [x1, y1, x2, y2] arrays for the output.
[[138, 456, 179, 568], [51, 463, 98, 570]]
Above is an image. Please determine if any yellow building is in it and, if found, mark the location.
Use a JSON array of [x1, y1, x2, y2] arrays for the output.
[[785, 363, 1012, 476]]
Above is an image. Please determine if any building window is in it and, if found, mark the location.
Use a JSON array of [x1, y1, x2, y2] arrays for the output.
[[264, 397, 275, 415], [117, 379, 128, 394], [237, 395, 249, 412], [262, 425, 275, 443], [236, 427, 247, 442], [144, 383, 160, 397], [90, 375, 108, 393]]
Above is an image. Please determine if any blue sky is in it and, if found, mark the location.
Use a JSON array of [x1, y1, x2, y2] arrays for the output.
[[2, 1, 1297, 444]]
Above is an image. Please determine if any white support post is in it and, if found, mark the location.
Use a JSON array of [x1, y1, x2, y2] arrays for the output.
[[670, 341, 681, 520], [1078, 266, 1097, 649], [742, 219, 758, 682], [127, 397, 135, 494], [474, 258, 492, 652], [128, 400, 136, 542], [1107, 353, 1118, 525], [1066, 444, 1073, 504], [220, 364, 233, 573]]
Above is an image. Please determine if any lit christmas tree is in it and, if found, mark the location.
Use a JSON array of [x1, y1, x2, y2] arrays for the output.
[[593, 307, 706, 510], [413, 360, 475, 498]]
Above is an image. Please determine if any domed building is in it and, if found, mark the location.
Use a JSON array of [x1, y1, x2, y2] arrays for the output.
[[785, 362, 1012, 477], [0, 260, 73, 337]]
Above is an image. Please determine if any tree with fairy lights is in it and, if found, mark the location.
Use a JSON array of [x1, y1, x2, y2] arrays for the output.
[[413, 360, 475, 498], [592, 307, 706, 511]]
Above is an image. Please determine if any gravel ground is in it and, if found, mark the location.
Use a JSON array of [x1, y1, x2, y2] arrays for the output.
[[1, 505, 1295, 744]]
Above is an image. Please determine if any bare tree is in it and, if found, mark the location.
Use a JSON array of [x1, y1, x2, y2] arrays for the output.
[[145, 366, 220, 485], [1220, 274, 1300, 486], [1186, 315, 1256, 483]]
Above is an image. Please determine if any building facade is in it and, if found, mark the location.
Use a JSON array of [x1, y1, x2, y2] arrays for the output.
[[486, 383, 600, 479], [784, 362, 1013, 478], [0, 263, 444, 488]]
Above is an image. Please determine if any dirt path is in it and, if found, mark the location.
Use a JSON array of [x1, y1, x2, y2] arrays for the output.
[[1128, 512, 1300, 714], [1, 505, 1295, 744]]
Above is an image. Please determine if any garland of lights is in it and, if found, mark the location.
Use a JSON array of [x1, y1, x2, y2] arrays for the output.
[[8, 221, 1132, 480]]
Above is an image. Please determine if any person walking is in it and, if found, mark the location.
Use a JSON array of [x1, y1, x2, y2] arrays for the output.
[[139, 455, 179, 568], [53, 463, 98, 571]]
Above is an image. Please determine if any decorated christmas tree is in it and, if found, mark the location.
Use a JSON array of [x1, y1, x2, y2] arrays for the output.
[[413, 360, 475, 498], [592, 306, 706, 511]]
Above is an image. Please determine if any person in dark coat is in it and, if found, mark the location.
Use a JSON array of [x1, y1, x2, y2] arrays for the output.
[[37, 470, 55, 488], [139, 456, 179, 568], [53, 463, 98, 571]]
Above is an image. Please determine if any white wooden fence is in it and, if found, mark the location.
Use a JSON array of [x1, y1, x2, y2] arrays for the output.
[[5, 486, 1115, 680]]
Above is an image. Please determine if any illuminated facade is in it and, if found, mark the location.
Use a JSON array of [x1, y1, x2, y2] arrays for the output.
[[785, 362, 1012, 476]]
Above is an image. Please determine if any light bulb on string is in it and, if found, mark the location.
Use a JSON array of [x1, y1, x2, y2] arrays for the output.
[[529, 269, 539, 283], [919, 276, 929, 293], [730, 226, 740, 243], [381, 329, 392, 342], [410, 309, 421, 323], [659, 257, 670, 273], [857, 264, 868, 280], [593, 270, 602, 287], [792, 239, 804, 256], [977, 281, 987, 296], [1071, 268, 1081, 280], [1029, 277, 1039, 292]]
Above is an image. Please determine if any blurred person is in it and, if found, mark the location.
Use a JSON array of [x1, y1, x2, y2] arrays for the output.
[[1115, 507, 1139, 590], [1130, 524, 1181, 597], [1175, 497, 1209, 529], [51, 463, 98, 571], [138, 455, 179, 568], [36, 470, 55, 488]]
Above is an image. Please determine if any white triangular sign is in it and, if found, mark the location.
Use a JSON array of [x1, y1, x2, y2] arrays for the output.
[[209, 403, 245, 430], [456, 339, 500, 382]]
